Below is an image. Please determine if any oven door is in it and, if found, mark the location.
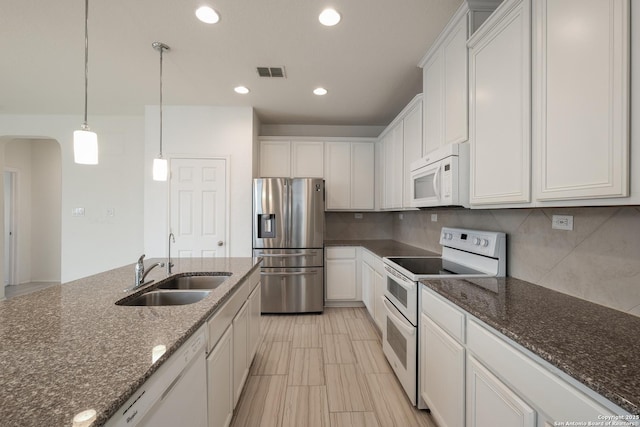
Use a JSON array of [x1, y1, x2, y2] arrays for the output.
[[384, 266, 418, 326], [382, 296, 417, 406], [410, 161, 442, 207]]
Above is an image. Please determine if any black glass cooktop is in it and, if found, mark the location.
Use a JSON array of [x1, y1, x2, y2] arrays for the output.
[[386, 257, 486, 276]]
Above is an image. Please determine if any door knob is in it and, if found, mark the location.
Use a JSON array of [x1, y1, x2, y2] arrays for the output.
[[218, 241, 224, 246]]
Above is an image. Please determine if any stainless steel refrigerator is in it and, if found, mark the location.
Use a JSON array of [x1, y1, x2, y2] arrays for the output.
[[253, 178, 324, 313]]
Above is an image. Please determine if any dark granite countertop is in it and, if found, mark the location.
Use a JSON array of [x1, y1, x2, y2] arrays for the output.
[[0, 257, 261, 427], [421, 277, 640, 415], [325, 239, 439, 258]]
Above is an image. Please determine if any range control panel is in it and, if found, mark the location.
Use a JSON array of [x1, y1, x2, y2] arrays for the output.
[[439, 227, 506, 259]]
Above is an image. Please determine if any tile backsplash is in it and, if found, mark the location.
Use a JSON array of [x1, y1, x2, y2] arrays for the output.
[[326, 207, 640, 317]]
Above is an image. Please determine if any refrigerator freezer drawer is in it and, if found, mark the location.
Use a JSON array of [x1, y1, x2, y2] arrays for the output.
[[260, 267, 324, 313], [253, 249, 323, 268]]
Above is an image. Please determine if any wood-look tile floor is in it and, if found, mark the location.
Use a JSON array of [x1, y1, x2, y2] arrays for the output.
[[231, 307, 436, 427]]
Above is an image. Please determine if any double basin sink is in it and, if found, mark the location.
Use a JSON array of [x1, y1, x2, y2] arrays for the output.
[[117, 274, 231, 307]]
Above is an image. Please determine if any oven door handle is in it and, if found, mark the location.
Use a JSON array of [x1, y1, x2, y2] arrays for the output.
[[382, 297, 415, 336], [384, 266, 416, 291], [433, 164, 440, 199]]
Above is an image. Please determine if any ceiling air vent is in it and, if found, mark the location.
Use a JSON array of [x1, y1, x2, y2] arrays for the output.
[[257, 66, 286, 78]]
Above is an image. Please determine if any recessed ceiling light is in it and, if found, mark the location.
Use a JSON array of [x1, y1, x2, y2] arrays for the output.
[[234, 86, 250, 94], [313, 87, 328, 96], [319, 8, 341, 26], [196, 6, 220, 24]]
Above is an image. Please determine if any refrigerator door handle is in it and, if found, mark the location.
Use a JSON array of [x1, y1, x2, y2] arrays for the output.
[[258, 251, 318, 258], [260, 271, 319, 276]]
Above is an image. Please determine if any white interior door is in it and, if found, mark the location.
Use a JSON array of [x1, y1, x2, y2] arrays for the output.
[[170, 158, 227, 258]]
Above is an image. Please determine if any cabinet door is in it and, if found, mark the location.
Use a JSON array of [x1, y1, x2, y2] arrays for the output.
[[361, 261, 374, 315], [232, 301, 249, 407], [534, 0, 629, 201], [351, 143, 375, 210], [207, 326, 233, 427], [373, 268, 385, 330], [292, 141, 324, 178], [248, 282, 262, 362], [469, 0, 531, 205], [443, 16, 469, 145], [326, 258, 357, 300], [403, 101, 423, 208], [325, 142, 351, 209], [467, 355, 536, 427], [260, 140, 291, 177], [383, 124, 404, 209], [420, 314, 465, 427], [423, 52, 443, 155]]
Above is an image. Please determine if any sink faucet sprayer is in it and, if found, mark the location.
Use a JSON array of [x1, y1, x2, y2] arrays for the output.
[[167, 232, 175, 274], [126, 254, 164, 292]]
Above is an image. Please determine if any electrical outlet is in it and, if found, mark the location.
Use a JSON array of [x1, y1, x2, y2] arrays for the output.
[[431, 214, 438, 222], [399, 213, 404, 220], [107, 208, 115, 217], [354, 213, 363, 219], [552, 215, 573, 231]]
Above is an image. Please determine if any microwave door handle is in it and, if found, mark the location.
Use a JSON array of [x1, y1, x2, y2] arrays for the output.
[[432, 165, 440, 199]]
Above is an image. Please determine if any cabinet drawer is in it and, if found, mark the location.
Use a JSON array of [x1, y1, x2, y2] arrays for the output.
[[326, 246, 357, 259], [421, 286, 465, 343], [467, 320, 616, 422]]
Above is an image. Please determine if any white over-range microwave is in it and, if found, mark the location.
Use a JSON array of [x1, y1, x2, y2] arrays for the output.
[[410, 142, 469, 208]]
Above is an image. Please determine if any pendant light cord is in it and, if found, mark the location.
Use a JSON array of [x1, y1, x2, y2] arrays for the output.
[[83, 0, 89, 128], [159, 45, 163, 158]]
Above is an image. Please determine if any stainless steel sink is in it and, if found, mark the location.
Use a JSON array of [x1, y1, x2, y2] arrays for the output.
[[156, 274, 231, 290], [117, 290, 211, 306]]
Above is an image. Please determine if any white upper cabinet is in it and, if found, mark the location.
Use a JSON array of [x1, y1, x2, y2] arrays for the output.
[[259, 140, 291, 177], [533, 0, 630, 201], [325, 141, 375, 210], [468, 0, 532, 206], [379, 94, 422, 210], [291, 141, 325, 178], [420, 1, 502, 156], [259, 140, 324, 178], [403, 100, 423, 208]]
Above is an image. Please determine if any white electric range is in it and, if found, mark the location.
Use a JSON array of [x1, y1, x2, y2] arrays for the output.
[[381, 227, 507, 406]]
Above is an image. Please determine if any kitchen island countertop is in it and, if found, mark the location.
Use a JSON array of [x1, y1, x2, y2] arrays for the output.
[[0, 257, 261, 426], [422, 276, 640, 416]]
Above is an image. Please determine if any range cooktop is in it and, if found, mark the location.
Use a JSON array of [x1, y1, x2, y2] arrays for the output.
[[385, 257, 487, 278]]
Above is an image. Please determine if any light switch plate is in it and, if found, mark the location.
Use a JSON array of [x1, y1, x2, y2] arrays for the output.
[[354, 213, 363, 219], [72, 207, 85, 217], [431, 214, 438, 222], [552, 215, 573, 231]]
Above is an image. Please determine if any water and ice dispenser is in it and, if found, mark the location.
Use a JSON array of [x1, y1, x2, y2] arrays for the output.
[[257, 214, 277, 238]]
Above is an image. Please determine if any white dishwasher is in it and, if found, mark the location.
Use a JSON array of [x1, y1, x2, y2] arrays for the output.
[[105, 327, 207, 427]]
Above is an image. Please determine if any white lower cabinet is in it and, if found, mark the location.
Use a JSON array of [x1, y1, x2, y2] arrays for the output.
[[420, 286, 628, 427], [420, 314, 465, 427], [207, 326, 233, 427], [361, 261, 374, 314], [466, 355, 535, 427], [206, 269, 262, 427], [325, 247, 359, 302], [248, 282, 262, 361], [232, 301, 250, 407]]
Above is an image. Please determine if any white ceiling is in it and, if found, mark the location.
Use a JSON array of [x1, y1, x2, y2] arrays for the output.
[[1, 0, 463, 126]]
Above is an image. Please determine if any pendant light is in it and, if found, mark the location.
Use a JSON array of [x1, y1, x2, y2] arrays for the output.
[[73, 0, 98, 165], [152, 42, 170, 181]]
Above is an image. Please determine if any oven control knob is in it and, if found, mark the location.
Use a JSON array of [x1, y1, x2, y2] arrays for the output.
[[445, 232, 453, 240], [481, 239, 489, 247]]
